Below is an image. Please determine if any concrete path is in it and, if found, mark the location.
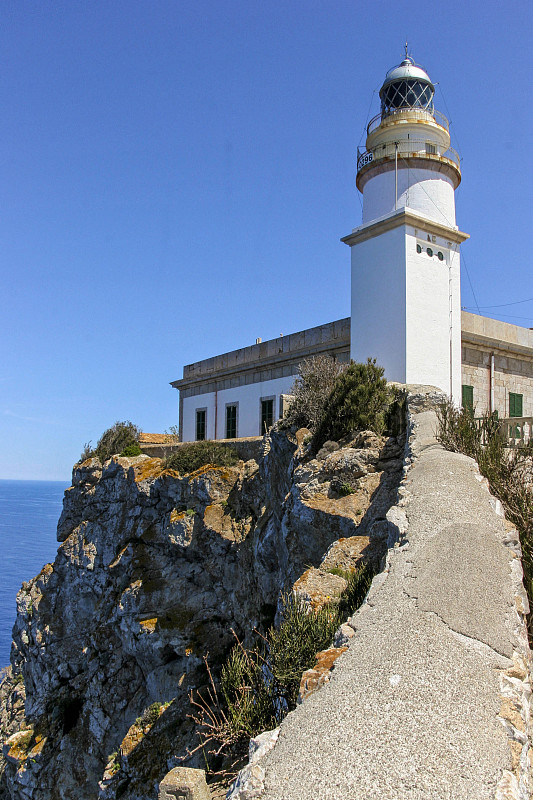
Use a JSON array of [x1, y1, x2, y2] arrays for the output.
[[257, 400, 530, 800]]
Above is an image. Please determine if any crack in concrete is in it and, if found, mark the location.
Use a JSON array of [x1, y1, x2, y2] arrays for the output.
[[413, 601, 513, 662]]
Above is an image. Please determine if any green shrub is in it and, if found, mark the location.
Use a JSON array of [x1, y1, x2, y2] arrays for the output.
[[267, 594, 340, 709], [437, 402, 499, 459], [164, 441, 239, 474], [134, 702, 164, 732], [93, 421, 142, 463], [337, 562, 375, 620], [80, 441, 96, 462], [143, 702, 162, 727], [121, 443, 142, 457], [326, 566, 353, 580], [220, 645, 277, 741], [281, 355, 346, 432], [312, 359, 392, 452], [337, 482, 355, 497]]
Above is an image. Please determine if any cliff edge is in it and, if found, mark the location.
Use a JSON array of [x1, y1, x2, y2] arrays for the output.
[[0, 420, 402, 799]]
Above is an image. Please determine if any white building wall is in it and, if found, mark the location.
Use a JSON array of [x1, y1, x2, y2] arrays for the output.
[[362, 168, 456, 228], [181, 375, 296, 442], [405, 228, 462, 402], [350, 225, 407, 382]]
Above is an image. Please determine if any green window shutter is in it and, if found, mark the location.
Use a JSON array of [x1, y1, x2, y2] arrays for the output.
[[509, 393, 523, 418], [462, 385, 474, 412]]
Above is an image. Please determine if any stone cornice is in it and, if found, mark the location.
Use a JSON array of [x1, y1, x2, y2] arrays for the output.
[[461, 311, 533, 360], [462, 331, 533, 362], [171, 339, 350, 392], [341, 208, 470, 248]]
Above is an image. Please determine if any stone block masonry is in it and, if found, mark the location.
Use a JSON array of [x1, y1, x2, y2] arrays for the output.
[[232, 387, 532, 800], [461, 311, 533, 418]]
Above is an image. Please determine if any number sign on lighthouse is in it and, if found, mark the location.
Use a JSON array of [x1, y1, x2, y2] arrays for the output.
[[342, 51, 468, 403]]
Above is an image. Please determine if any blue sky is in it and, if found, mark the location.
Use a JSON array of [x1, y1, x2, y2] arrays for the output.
[[1, 0, 532, 480]]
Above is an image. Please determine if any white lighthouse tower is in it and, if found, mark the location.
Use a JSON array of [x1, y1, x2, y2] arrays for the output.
[[342, 51, 468, 402]]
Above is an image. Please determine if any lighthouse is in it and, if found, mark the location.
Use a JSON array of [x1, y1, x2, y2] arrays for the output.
[[342, 51, 468, 402]]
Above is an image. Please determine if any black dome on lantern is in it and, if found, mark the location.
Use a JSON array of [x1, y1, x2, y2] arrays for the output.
[[379, 56, 435, 118]]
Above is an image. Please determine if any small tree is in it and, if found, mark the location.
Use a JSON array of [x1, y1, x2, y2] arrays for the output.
[[281, 355, 346, 432], [94, 421, 142, 462], [312, 359, 391, 451]]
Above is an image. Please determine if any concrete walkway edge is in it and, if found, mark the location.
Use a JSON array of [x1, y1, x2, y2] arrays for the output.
[[228, 386, 532, 800]]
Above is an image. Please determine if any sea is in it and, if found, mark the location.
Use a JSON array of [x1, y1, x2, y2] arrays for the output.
[[0, 479, 69, 669]]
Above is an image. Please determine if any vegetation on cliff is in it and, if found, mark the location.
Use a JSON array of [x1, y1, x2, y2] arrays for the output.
[[282, 356, 395, 452], [0, 394, 403, 799], [312, 359, 393, 451], [281, 355, 346, 432], [81, 420, 142, 462], [164, 440, 240, 473], [188, 564, 374, 777]]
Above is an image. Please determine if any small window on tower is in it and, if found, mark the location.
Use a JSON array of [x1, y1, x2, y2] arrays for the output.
[[438, 251, 444, 261], [416, 243, 422, 254], [425, 142, 437, 155], [426, 247, 433, 257]]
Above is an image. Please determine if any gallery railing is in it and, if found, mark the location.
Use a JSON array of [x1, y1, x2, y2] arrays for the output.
[[499, 417, 533, 448], [366, 108, 450, 136], [356, 140, 460, 173]]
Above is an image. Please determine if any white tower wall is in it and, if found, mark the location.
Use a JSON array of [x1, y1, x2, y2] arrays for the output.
[[350, 225, 407, 381], [362, 167, 456, 227], [405, 227, 462, 399], [346, 210, 467, 402]]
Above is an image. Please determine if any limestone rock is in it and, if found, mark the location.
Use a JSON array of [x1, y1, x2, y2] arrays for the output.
[[293, 568, 347, 611], [227, 729, 280, 800], [297, 647, 347, 703], [333, 622, 356, 647], [323, 446, 379, 478], [349, 430, 383, 450], [248, 728, 280, 764], [158, 767, 211, 800], [316, 440, 340, 460], [226, 763, 265, 800], [321, 535, 384, 572]]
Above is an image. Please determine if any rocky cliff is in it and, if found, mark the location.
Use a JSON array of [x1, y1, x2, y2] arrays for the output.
[[0, 426, 403, 800], [226, 390, 532, 800]]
